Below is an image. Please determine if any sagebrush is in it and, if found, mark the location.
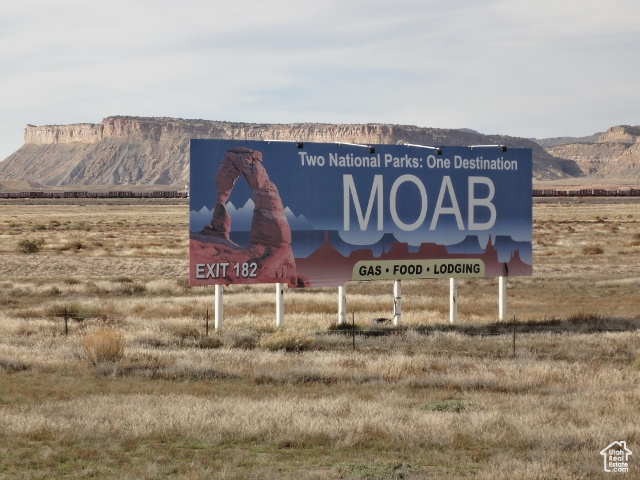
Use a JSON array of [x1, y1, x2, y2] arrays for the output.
[[82, 327, 125, 365]]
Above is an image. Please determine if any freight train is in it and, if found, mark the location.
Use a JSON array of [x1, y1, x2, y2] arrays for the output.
[[532, 188, 640, 197], [1, 189, 639, 199], [0, 190, 188, 199]]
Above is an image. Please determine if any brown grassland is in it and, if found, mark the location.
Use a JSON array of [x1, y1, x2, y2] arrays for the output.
[[0, 197, 639, 479]]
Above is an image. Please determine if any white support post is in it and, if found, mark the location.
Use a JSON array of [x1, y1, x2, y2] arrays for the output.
[[449, 278, 457, 324], [499, 276, 506, 321], [214, 284, 223, 331], [393, 280, 402, 326], [338, 284, 347, 325], [276, 283, 285, 327]]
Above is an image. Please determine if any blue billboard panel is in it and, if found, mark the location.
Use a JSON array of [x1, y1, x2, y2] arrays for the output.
[[189, 140, 532, 287]]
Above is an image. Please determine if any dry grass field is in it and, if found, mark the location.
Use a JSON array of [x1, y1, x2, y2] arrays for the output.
[[0, 197, 639, 479]]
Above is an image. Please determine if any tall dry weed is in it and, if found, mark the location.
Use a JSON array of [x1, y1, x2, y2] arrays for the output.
[[82, 327, 125, 366]]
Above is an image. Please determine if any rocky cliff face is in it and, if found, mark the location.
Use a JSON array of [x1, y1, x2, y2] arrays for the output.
[[0, 116, 580, 187], [545, 125, 640, 177], [597, 125, 640, 144]]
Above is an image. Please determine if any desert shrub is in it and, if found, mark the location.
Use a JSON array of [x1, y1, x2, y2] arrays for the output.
[[32, 221, 61, 231], [58, 241, 84, 251], [419, 399, 468, 413], [581, 245, 604, 255], [327, 322, 362, 332], [566, 311, 602, 324], [225, 330, 259, 350], [111, 281, 146, 296], [334, 461, 424, 480], [195, 336, 223, 349], [82, 327, 125, 366], [258, 329, 314, 352], [164, 325, 221, 348], [172, 325, 201, 340], [84, 282, 104, 295], [46, 286, 62, 296], [0, 356, 30, 372], [634, 351, 640, 371], [17, 238, 44, 254], [70, 221, 91, 231]]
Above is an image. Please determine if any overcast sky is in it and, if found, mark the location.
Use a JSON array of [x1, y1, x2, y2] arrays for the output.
[[1, 0, 639, 160]]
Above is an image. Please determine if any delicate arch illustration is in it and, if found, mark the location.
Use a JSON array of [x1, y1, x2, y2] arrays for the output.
[[195, 147, 305, 287], [202, 147, 291, 248]]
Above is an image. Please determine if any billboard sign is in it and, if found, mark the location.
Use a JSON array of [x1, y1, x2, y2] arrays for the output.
[[189, 140, 532, 287]]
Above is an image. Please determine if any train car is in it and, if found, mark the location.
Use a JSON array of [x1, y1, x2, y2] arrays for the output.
[[532, 189, 559, 196]]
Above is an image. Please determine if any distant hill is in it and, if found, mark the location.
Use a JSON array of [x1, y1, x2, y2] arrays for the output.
[[537, 125, 640, 178], [532, 133, 604, 148], [1, 116, 636, 188]]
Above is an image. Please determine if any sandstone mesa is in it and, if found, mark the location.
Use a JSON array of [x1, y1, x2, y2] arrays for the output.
[[0, 116, 638, 188]]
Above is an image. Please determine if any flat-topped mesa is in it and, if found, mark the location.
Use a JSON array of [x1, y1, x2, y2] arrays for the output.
[[23, 117, 393, 145], [4, 115, 578, 186], [22, 116, 460, 146], [24, 122, 104, 145], [23, 117, 199, 145], [598, 125, 640, 144]]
